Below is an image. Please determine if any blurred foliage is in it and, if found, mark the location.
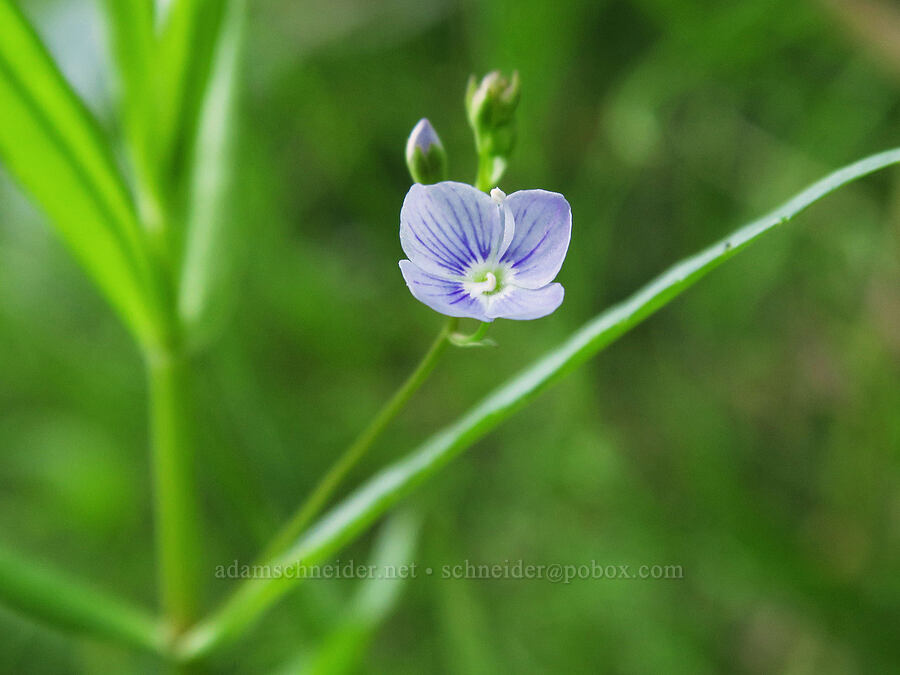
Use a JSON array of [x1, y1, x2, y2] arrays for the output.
[[0, 0, 899, 672]]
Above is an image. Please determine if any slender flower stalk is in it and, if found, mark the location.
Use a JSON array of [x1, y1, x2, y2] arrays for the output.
[[474, 154, 501, 192], [450, 321, 493, 347], [262, 181, 571, 561], [258, 317, 459, 562]]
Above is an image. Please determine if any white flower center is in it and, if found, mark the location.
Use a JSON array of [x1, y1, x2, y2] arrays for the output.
[[490, 187, 506, 204], [464, 264, 514, 299]]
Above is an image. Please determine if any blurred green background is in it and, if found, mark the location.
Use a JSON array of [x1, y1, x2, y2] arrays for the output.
[[1, 0, 900, 672]]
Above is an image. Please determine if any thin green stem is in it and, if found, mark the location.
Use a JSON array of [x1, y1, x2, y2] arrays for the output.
[[474, 154, 495, 192], [258, 317, 458, 562], [450, 321, 493, 347], [147, 347, 202, 635]]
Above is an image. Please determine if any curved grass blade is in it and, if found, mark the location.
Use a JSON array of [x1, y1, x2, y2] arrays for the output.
[[0, 0, 160, 344], [0, 542, 165, 654], [178, 147, 900, 659]]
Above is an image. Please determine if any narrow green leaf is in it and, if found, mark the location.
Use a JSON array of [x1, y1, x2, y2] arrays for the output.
[[273, 512, 420, 675], [178, 148, 900, 659], [178, 0, 244, 341], [0, 542, 165, 654], [0, 0, 159, 344], [101, 0, 155, 127], [156, 0, 228, 187], [101, 0, 162, 221]]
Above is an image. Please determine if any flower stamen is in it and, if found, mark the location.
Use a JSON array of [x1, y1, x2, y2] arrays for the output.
[[469, 271, 497, 294]]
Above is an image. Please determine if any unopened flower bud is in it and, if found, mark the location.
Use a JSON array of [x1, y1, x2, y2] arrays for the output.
[[465, 70, 521, 159], [405, 118, 447, 185]]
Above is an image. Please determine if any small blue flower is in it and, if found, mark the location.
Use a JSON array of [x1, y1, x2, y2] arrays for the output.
[[399, 181, 571, 321]]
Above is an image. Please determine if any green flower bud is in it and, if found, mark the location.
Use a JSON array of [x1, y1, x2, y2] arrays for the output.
[[405, 118, 447, 185], [465, 70, 521, 159]]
